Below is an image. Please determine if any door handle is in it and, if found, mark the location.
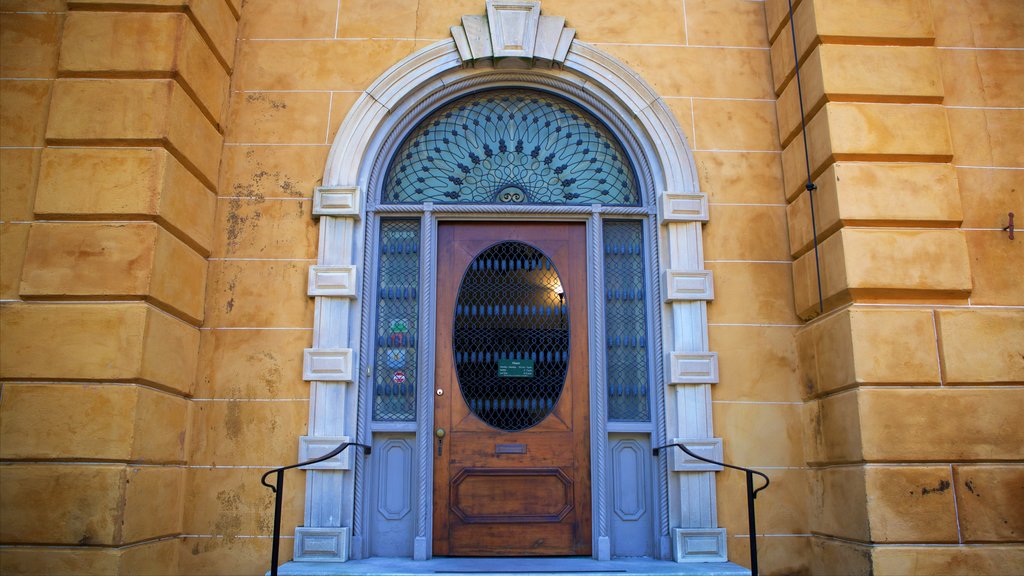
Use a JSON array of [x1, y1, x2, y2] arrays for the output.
[[435, 428, 445, 456]]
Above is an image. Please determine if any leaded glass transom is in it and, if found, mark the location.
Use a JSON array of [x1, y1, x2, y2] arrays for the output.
[[453, 241, 570, 431], [383, 90, 640, 205], [372, 220, 421, 421], [603, 221, 651, 421]]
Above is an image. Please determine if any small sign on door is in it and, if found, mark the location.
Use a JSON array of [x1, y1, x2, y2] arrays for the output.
[[497, 359, 535, 378]]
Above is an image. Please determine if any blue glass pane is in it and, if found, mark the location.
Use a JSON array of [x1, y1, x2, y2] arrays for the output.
[[383, 90, 640, 205], [603, 221, 651, 421], [372, 220, 421, 421]]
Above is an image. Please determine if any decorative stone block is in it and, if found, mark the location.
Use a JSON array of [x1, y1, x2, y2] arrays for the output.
[[302, 348, 354, 382], [298, 436, 353, 470], [673, 527, 727, 562], [662, 270, 714, 301], [486, 1, 540, 59], [294, 526, 349, 562], [313, 186, 361, 217], [308, 264, 357, 297], [658, 193, 709, 223], [668, 437, 723, 472], [668, 352, 719, 384]]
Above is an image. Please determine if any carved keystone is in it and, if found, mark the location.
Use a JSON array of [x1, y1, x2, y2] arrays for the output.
[[451, 1, 576, 66]]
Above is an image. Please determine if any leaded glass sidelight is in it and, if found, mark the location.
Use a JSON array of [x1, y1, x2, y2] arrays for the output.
[[382, 90, 640, 205], [372, 220, 421, 421], [453, 242, 570, 431], [604, 221, 651, 421]]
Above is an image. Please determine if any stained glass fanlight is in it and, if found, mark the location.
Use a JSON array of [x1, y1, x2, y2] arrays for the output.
[[382, 90, 640, 205]]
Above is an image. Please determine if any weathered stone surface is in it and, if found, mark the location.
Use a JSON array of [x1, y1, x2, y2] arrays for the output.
[[204, 260, 314, 328], [792, 229, 972, 319], [956, 167, 1024, 230], [225, 91, 330, 144], [692, 98, 779, 151], [0, 547, 120, 576], [195, 328, 311, 399], [859, 388, 1024, 461], [726, 534, 811, 576], [683, 0, 767, 48], [600, 45, 773, 100], [953, 465, 1024, 543], [718, 467, 808, 536], [706, 261, 801, 325], [234, 39, 417, 91], [931, 0, 1024, 49], [19, 222, 207, 323], [213, 197, 318, 259], [809, 536, 872, 576], [709, 325, 800, 402], [219, 144, 328, 199], [118, 538, 181, 576], [713, 402, 804, 466], [692, 151, 785, 205], [811, 467, 870, 540], [946, 108, 1024, 168], [45, 79, 222, 188], [0, 303, 199, 394], [703, 204, 789, 261], [803, 389, 861, 465], [865, 466, 959, 543], [936, 309, 1024, 383], [183, 467, 304, 536], [189, 399, 308, 466], [179, 536, 286, 576], [940, 48, 1024, 107], [0, 464, 125, 545], [0, 12, 61, 78], [241, 0, 336, 39], [35, 147, 216, 255], [787, 162, 961, 257]]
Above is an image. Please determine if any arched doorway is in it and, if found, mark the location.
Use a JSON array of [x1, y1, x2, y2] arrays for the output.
[[296, 2, 724, 564]]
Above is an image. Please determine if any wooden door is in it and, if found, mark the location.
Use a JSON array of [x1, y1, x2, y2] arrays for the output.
[[433, 222, 591, 556]]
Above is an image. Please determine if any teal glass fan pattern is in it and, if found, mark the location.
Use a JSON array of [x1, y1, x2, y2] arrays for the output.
[[382, 90, 640, 205], [603, 221, 651, 421], [372, 220, 421, 421]]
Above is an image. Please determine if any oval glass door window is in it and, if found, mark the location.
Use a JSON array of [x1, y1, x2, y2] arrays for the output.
[[453, 241, 570, 431]]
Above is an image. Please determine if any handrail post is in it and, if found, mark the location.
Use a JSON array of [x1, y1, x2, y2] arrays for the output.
[[746, 469, 758, 576], [270, 471, 283, 576]]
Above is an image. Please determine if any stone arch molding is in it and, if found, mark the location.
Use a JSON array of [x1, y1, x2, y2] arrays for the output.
[[296, 0, 725, 565]]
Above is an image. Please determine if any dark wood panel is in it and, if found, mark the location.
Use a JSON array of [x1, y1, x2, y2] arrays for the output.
[[433, 221, 591, 557]]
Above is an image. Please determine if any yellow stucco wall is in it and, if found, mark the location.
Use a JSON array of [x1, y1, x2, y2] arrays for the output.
[[0, 0, 1021, 574]]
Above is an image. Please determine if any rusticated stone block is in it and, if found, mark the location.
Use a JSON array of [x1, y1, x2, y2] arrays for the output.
[[936, 309, 1024, 383], [0, 148, 41, 221], [59, 12, 228, 125], [35, 147, 216, 255], [792, 228, 971, 319], [770, 0, 935, 94], [802, 389, 861, 465], [864, 466, 959, 543], [953, 465, 1024, 543], [19, 222, 207, 323], [0, 302, 199, 395], [782, 102, 953, 200], [787, 163, 961, 257], [45, 79, 222, 188], [809, 535, 872, 576], [811, 467, 870, 540], [859, 388, 1024, 461], [121, 466, 184, 542], [872, 544, 1024, 576], [0, 464, 126, 545], [799, 308, 940, 398], [777, 45, 943, 147], [0, 223, 29, 299], [0, 80, 50, 147]]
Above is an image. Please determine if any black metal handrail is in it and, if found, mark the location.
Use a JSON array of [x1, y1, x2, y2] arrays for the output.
[[260, 441, 372, 576], [653, 442, 769, 576]]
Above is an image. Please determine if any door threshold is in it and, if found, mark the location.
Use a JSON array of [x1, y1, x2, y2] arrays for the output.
[[272, 557, 751, 576]]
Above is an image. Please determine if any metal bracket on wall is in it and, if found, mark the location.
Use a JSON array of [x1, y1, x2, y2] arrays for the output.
[[1003, 212, 1015, 240]]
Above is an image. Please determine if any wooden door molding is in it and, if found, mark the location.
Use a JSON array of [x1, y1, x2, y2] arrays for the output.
[[432, 221, 591, 557]]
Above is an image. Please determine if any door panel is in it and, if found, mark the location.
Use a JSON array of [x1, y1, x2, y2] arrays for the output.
[[433, 222, 591, 556]]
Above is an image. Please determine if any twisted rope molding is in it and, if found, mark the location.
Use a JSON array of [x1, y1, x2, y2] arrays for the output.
[[588, 211, 609, 545], [647, 215, 671, 546]]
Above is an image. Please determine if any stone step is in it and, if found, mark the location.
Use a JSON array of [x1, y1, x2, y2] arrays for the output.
[[272, 557, 751, 576]]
